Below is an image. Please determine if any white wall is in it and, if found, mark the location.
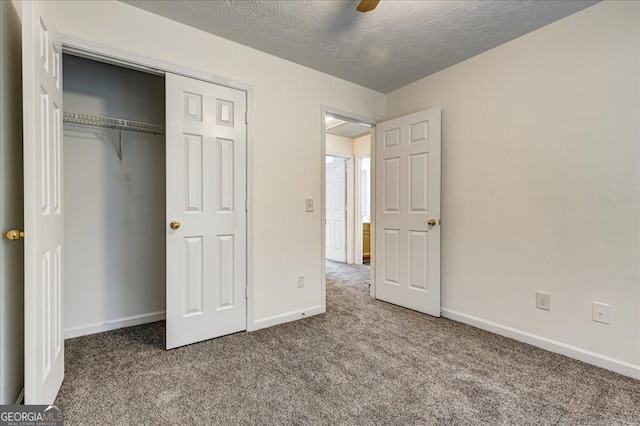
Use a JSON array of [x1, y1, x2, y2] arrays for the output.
[[326, 133, 371, 158], [353, 134, 371, 158], [386, 1, 640, 374], [63, 55, 166, 336], [326, 134, 354, 157], [48, 0, 385, 329], [0, 0, 24, 404]]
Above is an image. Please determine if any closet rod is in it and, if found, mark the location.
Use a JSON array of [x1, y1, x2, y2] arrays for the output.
[[63, 111, 165, 135]]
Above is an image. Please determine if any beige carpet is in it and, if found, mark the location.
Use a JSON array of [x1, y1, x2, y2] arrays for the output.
[[56, 260, 640, 425]]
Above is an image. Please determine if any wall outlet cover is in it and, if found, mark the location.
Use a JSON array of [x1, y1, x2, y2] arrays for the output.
[[536, 291, 551, 311], [592, 302, 610, 324]]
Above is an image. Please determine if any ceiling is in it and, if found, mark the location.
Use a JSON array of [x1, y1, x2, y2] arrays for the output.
[[326, 116, 371, 138], [123, 0, 598, 94]]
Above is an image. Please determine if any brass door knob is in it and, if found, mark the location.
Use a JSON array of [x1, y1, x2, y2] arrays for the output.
[[170, 221, 181, 230], [5, 229, 25, 241], [427, 218, 437, 226]]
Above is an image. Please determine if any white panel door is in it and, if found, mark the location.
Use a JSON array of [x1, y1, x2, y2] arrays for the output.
[[165, 73, 247, 349], [326, 158, 347, 262], [375, 108, 441, 316], [22, 0, 64, 404]]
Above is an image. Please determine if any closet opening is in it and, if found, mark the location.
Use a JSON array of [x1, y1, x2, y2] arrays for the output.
[[62, 54, 166, 345], [26, 35, 251, 400]]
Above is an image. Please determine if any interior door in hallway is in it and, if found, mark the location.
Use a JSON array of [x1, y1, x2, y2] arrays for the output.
[[375, 108, 441, 316], [326, 157, 347, 263], [165, 73, 247, 349]]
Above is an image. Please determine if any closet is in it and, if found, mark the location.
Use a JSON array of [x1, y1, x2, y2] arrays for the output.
[[24, 5, 248, 403], [61, 55, 249, 348], [62, 55, 166, 338]]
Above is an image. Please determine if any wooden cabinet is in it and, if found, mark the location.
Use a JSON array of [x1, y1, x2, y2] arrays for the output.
[[362, 222, 371, 263]]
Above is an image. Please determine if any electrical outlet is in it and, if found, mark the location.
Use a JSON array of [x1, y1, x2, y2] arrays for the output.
[[536, 291, 551, 311], [305, 198, 314, 212], [592, 302, 610, 324], [297, 274, 305, 288]]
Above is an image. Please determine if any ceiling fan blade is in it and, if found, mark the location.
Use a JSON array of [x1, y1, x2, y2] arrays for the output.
[[356, 0, 380, 13]]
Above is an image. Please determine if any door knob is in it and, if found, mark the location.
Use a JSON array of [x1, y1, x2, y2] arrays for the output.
[[5, 229, 25, 241], [170, 221, 181, 230], [427, 218, 437, 226]]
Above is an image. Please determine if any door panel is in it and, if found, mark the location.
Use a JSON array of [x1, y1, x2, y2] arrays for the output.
[[22, 0, 64, 404], [375, 108, 441, 316], [325, 158, 347, 262], [165, 74, 247, 349]]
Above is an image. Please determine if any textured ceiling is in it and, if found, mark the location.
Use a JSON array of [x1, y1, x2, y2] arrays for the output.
[[123, 0, 598, 93]]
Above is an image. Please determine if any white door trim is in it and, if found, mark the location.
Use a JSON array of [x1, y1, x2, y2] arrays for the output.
[[345, 156, 355, 264], [321, 106, 379, 310], [370, 125, 377, 299], [353, 154, 370, 266], [55, 35, 256, 331]]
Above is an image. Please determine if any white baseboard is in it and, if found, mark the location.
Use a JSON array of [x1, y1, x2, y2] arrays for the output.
[[441, 308, 640, 380], [64, 311, 166, 339], [249, 305, 324, 331], [15, 388, 24, 405]]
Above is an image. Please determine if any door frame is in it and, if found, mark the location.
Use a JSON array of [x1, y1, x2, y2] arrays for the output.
[[320, 106, 379, 306], [353, 155, 371, 266], [55, 35, 256, 330]]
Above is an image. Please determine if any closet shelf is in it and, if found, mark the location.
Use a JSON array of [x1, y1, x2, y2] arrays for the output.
[[63, 111, 165, 135]]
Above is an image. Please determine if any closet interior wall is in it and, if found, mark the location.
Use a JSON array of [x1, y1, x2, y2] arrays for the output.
[[63, 55, 166, 338]]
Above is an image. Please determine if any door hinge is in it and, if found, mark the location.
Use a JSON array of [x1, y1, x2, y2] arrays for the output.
[[245, 287, 248, 299], [245, 200, 248, 212], [245, 111, 248, 124]]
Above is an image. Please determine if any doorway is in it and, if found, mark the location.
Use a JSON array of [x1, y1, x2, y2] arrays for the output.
[[322, 109, 375, 307], [322, 106, 443, 314], [359, 157, 371, 264], [324, 112, 372, 265], [63, 55, 166, 340]]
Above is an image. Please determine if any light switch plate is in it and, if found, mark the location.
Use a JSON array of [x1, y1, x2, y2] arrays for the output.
[[305, 198, 314, 212]]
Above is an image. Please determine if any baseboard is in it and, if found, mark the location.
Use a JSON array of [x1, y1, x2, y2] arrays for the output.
[[441, 308, 640, 380], [64, 311, 166, 339], [249, 305, 324, 331], [14, 388, 24, 405]]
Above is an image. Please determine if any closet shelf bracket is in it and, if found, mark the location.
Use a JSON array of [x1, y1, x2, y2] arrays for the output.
[[117, 130, 123, 162]]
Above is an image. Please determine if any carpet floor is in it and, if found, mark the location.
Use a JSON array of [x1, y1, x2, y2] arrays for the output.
[[57, 261, 640, 425]]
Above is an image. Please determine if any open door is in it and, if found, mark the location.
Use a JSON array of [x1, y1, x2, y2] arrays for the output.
[[375, 108, 441, 316], [165, 74, 247, 349], [22, 0, 64, 404]]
